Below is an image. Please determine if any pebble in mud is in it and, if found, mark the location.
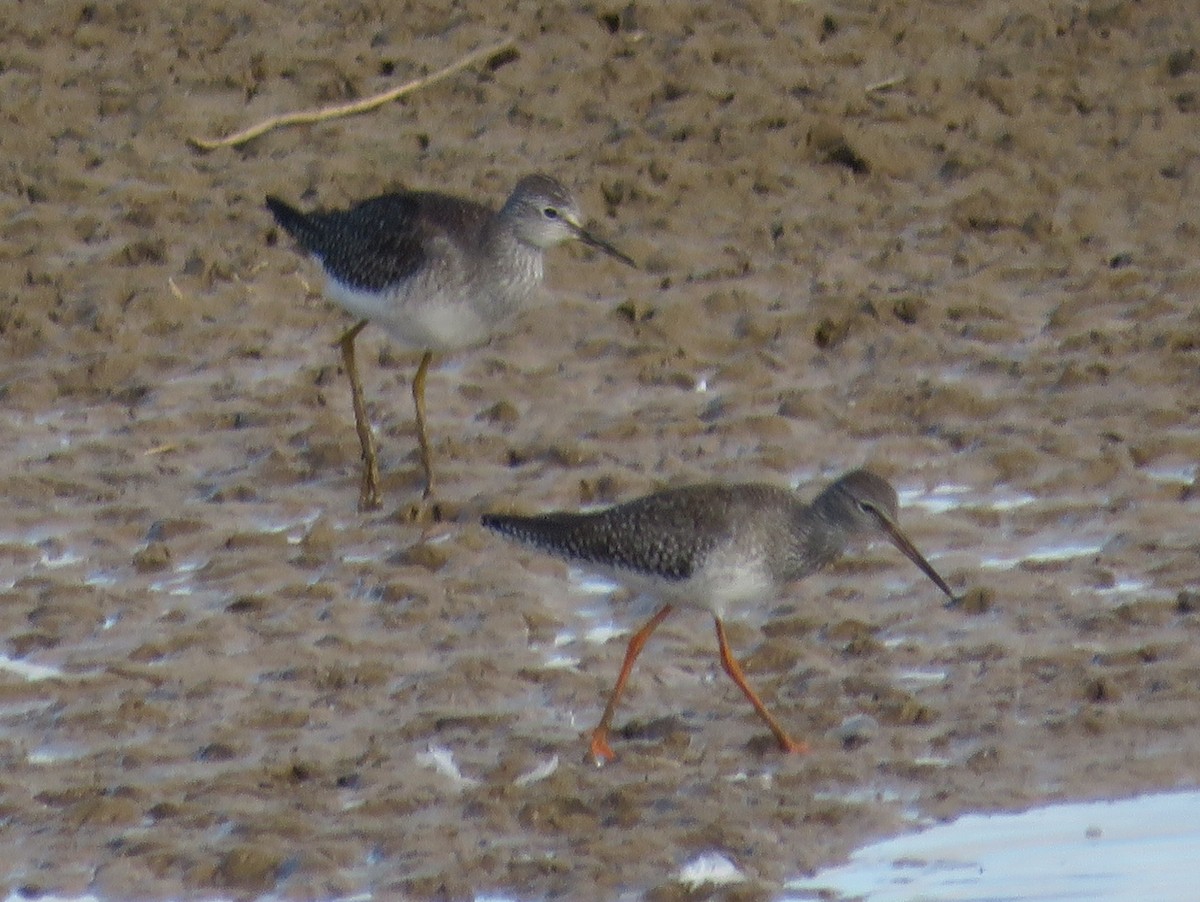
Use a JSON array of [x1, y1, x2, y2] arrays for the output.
[[953, 585, 994, 614], [131, 541, 171, 573], [478, 399, 520, 426], [390, 542, 452, 572], [834, 714, 880, 749], [214, 845, 286, 893]]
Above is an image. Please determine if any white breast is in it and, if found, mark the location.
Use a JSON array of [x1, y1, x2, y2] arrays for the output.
[[327, 279, 499, 351], [578, 551, 774, 622], [684, 547, 775, 619], [324, 240, 543, 352]]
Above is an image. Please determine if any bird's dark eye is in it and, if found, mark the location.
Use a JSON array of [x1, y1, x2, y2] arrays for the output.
[[856, 500, 875, 515], [543, 206, 559, 220]]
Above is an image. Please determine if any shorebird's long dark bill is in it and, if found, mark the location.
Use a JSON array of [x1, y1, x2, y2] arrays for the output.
[[571, 223, 637, 268], [874, 513, 956, 601]]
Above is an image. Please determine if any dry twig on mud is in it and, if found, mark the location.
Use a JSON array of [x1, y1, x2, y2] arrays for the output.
[[187, 38, 517, 152], [865, 73, 907, 94]]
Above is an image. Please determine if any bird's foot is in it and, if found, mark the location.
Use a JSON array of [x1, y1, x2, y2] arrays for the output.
[[357, 478, 383, 513], [587, 730, 617, 767], [776, 735, 811, 755], [395, 496, 446, 526]]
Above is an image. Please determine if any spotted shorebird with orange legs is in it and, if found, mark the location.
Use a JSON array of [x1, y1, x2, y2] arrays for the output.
[[483, 470, 958, 764]]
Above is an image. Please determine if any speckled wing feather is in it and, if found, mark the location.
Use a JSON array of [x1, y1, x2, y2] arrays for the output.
[[483, 485, 788, 581], [266, 191, 493, 292]]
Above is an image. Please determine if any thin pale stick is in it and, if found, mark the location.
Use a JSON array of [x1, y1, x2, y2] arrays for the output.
[[336, 319, 382, 512], [715, 618, 809, 754], [589, 604, 674, 764], [188, 38, 517, 151], [865, 73, 907, 94]]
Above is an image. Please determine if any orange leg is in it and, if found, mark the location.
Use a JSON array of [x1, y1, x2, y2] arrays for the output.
[[589, 604, 674, 765], [336, 319, 382, 512], [715, 617, 809, 755]]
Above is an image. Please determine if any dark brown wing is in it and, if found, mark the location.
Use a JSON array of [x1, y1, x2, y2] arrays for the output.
[[482, 485, 787, 581], [266, 191, 493, 292]]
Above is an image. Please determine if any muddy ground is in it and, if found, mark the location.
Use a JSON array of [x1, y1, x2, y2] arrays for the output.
[[1, 0, 1199, 899]]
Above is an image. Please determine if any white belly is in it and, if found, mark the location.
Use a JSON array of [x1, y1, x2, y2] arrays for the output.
[[327, 280, 496, 351], [683, 549, 776, 619], [585, 553, 776, 621]]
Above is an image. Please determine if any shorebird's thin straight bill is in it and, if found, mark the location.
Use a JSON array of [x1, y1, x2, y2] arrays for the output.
[[568, 222, 637, 268], [873, 512, 956, 601]]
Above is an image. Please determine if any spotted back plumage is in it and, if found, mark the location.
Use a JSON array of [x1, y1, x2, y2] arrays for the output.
[[482, 483, 802, 582], [482, 470, 936, 588], [266, 191, 493, 293], [267, 172, 632, 317]]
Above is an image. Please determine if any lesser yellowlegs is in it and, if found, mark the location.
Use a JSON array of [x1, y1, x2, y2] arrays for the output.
[[267, 174, 634, 510]]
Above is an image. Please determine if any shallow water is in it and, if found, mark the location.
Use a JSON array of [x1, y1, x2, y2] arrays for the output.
[[898, 483, 1038, 515], [0, 653, 63, 682], [20, 791, 1192, 901], [784, 790, 1200, 902]]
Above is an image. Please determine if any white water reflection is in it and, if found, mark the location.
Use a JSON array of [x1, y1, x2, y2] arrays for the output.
[[785, 790, 1200, 901], [39, 546, 85, 569], [249, 508, 324, 542], [898, 483, 1037, 514], [1140, 462, 1196, 484], [583, 623, 625, 644], [416, 744, 479, 789], [28, 743, 91, 765], [678, 851, 744, 889], [1091, 576, 1171, 599], [83, 570, 119, 587], [980, 537, 1107, 570], [147, 557, 206, 597], [567, 568, 622, 596], [0, 653, 63, 681], [892, 667, 947, 691], [540, 654, 580, 670]]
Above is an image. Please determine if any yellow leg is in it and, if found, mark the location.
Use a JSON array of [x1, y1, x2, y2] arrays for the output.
[[412, 349, 435, 499], [335, 319, 382, 512], [715, 617, 809, 754]]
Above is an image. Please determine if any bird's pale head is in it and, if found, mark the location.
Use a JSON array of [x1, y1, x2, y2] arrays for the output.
[[815, 469, 957, 601], [814, 470, 900, 535], [504, 174, 586, 249], [505, 174, 636, 266]]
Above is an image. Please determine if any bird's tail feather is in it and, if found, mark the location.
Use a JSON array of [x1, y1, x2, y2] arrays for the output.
[[481, 512, 581, 554], [265, 195, 324, 251]]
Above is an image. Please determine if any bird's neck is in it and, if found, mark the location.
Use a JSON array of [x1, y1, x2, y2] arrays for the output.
[[784, 507, 851, 580], [480, 219, 544, 297]]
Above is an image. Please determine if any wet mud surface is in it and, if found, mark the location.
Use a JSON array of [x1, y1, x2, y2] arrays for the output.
[[1, 1, 1199, 899]]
